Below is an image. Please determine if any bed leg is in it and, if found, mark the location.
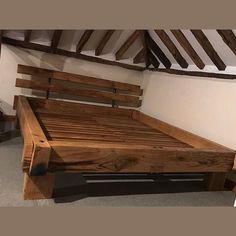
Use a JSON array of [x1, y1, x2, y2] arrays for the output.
[[23, 173, 55, 200], [205, 172, 228, 191]]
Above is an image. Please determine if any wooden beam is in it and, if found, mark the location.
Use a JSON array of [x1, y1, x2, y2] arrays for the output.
[[51, 30, 63, 53], [133, 48, 145, 64], [16, 96, 51, 175], [217, 30, 236, 55], [148, 50, 160, 68], [76, 30, 94, 53], [171, 30, 205, 69], [225, 178, 236, 193], [115, 30, 141, 60], [146, 33, 171, 69], [141, 31, 150, 68], [24, 30, 32, 42], [154, 30, 188, 68], [0, 30, 2, 58], [148, 67, 236, 80], [2, 37, 144, 71], [191, 30, 226, 71], [95, 30, 115, 56]]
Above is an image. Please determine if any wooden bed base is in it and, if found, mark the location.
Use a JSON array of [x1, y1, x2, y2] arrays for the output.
[[14, 65, 236, 200]]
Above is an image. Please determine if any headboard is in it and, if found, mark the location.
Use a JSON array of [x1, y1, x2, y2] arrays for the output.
[[15, 64, 143, 108]]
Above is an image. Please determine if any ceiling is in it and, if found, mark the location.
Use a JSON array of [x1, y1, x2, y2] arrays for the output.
[[1, 30, 236, 76]]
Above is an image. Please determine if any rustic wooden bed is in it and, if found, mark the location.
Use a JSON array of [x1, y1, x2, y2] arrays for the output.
[[14, 64, 236, 200]]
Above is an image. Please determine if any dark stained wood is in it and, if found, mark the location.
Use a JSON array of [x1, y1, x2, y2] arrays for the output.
[[17, 64, 143, 95], [133, 48, 145, 64], [51, 30, 63, 53], [115, 30, 141, 60], [217, 30, 236, 55], [146, 33, 171, 68], [24, 30, 32, 42], [0, 30, 2, 57], [141, 31, 150, 68], [148, 67, 236, 80], [171, 30, 205, 69], [95, 30, 115, 56], [148, 50, 160, 68], [1, 37, 145, 71], [191, 30, 226, 70], [76, 30, 94, 53], [154, 30, 188, 68], [225, 178, 236, 193], [205, 172, 227, 191], [15, 78, 142, 107]]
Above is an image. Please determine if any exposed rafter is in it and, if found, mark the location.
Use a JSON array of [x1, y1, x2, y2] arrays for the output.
[[51, 30, 63, 53], [146, 33, 171, 69], [191, 30, 226, 71], [155, 30, 188, 68], [0, 31, 2, 58], [148, 50, 160, 68], [217, 30, 236, 55], [171, 30, 205, 69], [24, 30, 32, 42], [133, 48, 145, 64], [115, 30, 141, 60], [95, 30, 115, 56], [76, 30, 94, 53]]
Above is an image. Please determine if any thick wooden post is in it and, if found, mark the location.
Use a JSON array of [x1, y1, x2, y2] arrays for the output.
[[205, 172, 228, 191], [23, 173, 55, 200]]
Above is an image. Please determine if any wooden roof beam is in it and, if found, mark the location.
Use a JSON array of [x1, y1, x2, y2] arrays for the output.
[[155, 30, 188, 68], [191, 30, 226, 70], [217, 30, 236, 55], [146, 33, 171, 69], [133, 48, 145, 64], [148, 50, 160, 68], [115, 30, 141, 60], [171, 30, 205, 69], [76, 30, 94, 53], [51, 30, 63, 53], [95, 30, 115, 56]]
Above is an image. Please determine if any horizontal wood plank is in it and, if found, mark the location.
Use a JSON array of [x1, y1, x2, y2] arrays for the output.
[[17, 64, 143, 96]]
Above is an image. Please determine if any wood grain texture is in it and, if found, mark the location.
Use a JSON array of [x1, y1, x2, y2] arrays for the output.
[[191, 30, 226, 70], [76, 30, 94, 53], [15, 78, 141, 107], [217, 30, 236, 55], [23, 173, 55, 199], [17, 64, 143, 96], [146, 33, 171, 68], [16, 96, 51, 175], [171, 30, 205, 69], [51, 30, 63, 53], [155, 30, 188, 68], [95, 30, 115, 56], [115, 30, 141, 60], [132, 110, 234, 151]]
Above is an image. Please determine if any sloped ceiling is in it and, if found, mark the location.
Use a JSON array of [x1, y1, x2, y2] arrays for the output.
[[1, 30, 236, 76]]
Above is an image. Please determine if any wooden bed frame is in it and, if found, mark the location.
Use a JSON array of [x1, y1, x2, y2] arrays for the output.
[[14, 64, 236, 200]]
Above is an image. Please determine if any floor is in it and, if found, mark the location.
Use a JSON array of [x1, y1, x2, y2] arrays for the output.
[[0, 136, 235, 207]]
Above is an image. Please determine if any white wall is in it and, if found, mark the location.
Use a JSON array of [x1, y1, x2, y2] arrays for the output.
[[0, 44, 143, 115], [141, 71, 236, 149]]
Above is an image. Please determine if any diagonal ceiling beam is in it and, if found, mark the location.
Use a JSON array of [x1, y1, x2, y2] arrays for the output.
[[148, 50, 160, 68], [95, 30, 115, 56], [146, 33, 171, 68], [115, 30, 141, 60], [133, 48, 145, 64], [0, 31, 2, 58], [51, 30, 63, 53], [24, 30, 32, 42], [155, 30, 188, 68], [76, 30, 94, 53], [217, 30, 236, 55], [171, 30, 205, 69], [191, 30, 226, 70]]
